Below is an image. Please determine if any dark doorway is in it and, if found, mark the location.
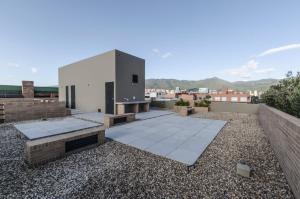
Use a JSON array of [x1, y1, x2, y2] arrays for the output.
[[65, 86, 69, 108], [105, 82, 114, 114], [71, 85, 76, 109]]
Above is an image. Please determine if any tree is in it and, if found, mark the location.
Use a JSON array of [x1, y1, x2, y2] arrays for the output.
[[251, 96, 259, 104], [261, 71, 300, 118]]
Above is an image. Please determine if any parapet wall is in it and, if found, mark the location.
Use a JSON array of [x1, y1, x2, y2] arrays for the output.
[[259, 104, 300, 198], [0, 98, 69, 122], [210, 102, 259, 114], [150, 100, 176, 109]]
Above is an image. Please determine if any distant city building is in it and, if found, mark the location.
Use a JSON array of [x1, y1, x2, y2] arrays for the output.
[[145, 88, 177, 100], [188, 88, 199, 94], [199, 88, 209, 94], [196, 89, 251, 103], [209, 89, 217, 94], [149, 91, 164, 99], [254, 90, 258, 97]]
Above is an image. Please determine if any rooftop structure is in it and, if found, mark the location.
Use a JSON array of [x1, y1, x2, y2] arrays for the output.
[[59, 49, 149, 114]]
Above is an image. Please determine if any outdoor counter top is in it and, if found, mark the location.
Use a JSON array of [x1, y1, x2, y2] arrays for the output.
[[115, 101, 150, 105]]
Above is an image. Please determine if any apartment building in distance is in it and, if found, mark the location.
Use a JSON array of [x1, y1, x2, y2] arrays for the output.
[[198, 89, 250, 103], [178, 89, 251, 103], [59, 49, 149, 114]]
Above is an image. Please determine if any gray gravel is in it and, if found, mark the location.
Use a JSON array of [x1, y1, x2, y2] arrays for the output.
[[0, 113, 294, 198]]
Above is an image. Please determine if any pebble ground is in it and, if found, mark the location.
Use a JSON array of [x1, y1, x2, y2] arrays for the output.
[[0, 113, 294, 198]]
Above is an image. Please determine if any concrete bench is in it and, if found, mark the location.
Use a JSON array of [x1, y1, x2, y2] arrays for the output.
[[116, 101, 150, 115], [104, 113, 135, 128], [25, 126, 105, 166], [179, 106, 195, 116]]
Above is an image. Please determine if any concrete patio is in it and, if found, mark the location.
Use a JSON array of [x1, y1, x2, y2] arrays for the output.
[[72, 110, 175, 123], [106, 114, 226, 165]]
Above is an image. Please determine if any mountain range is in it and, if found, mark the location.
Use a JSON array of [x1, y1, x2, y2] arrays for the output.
[[145, 77, 279, 91]]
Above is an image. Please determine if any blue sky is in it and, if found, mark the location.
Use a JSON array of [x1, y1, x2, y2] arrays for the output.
[[0, 0, 300, 86]]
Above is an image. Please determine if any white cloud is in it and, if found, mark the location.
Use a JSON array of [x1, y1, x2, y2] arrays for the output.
[[259, 43, 300, 57], [152, 48, 173, 59], [161, 52, 172, 58], [31, 67, 38, 74], [227, 59, 275, 79], [244, 59, 258, 70], [8, 62, 20, 68], [228, 68, 252, 79], [152, 48, 160, 53], [227, 59, 258, 78], [254, 68, 275, 74]]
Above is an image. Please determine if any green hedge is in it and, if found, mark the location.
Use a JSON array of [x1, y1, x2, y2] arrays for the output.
[[175, 99, 190, 106], [262, 72, 300, 118]]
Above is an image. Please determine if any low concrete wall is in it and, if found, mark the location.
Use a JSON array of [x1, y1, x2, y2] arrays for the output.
[[194, 107, 209, 113], [210, 102, 259, 114], [259, 104, 300, 198], [0, 98, 69, 122], [150, 100, 176, 109]]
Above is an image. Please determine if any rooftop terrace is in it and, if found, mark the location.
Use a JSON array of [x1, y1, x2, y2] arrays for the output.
[[0, 111, 294, 198]]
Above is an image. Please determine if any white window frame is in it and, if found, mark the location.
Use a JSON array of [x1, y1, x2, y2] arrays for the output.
[[240, 97, 247, 102], [231, 97, 238, 102], [221, 97, 227, 101]]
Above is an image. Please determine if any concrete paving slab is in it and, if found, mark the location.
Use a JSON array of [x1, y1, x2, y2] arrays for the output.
[[128, 138, 156, 150], [136, 110, 175, 120], [113, 134, 140, 143], [106, 113, 227, 165], [73, 112, 104, 124], [14, 118, 101, 140], [167, 148, 199, 165], [146, 142, 178, 156]]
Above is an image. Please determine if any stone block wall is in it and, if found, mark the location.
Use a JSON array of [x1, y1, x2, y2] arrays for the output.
[[259, 104, 300, 198], [0, 98, 69, 122], [25, 127, 105, 166]]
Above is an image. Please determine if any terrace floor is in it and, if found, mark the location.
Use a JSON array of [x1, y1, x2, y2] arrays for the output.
[[0, 112, 294, 198], [72, 109, 175, 123], [106, 114, 226, 165]]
